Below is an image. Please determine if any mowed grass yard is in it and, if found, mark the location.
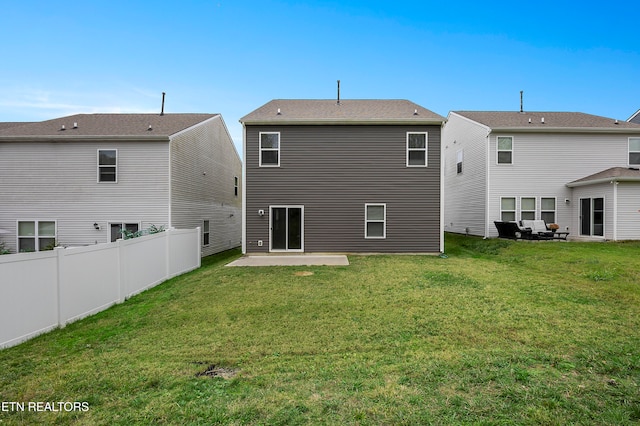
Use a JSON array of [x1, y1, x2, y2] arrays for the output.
[[1, 234, 639, 425]]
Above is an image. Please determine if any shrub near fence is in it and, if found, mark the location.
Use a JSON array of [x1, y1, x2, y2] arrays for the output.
[[0, 228, 201, 349]]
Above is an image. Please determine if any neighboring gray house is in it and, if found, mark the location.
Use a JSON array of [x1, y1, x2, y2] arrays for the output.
[[239, 99, 446, 254], [443, 111, 640, 241], [0, 113, 241, 256], [629, 109, 640, 124]]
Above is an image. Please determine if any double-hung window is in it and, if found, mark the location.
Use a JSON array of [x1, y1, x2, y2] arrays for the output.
[[541, 197, 556, 224], [497, 136, 513, 164], [500, 197, 516, 222], [234, 176, 239, 197], [18, 220, 56, 252], [629, 138, 640, 166], [203, 220, 210, 246], [260, 132, 280, 167], [365, 204, 386, 238], [520, 197, 536, 220], [407, 132, 428, 167], [98, 149, 117, 182], [456, 150, 463, 174]]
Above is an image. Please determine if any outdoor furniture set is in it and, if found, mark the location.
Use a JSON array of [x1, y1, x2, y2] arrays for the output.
[[494, 220, 570, 241]]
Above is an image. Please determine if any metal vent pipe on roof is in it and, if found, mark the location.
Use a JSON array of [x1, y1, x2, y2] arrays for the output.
[[337, 80, 340, 105], [161, 92, 166, 116]]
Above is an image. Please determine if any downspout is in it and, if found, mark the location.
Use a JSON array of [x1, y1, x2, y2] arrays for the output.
[[485, 131, 491, 238], [612, 180, 618, 241], [168, 138, 172, 228], [241, 123, 247, 254], [440, 121, 445, 253]]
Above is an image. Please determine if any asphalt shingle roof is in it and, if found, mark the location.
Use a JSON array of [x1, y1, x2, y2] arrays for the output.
[[453, 111, 640, 131], [568, 167, 640, 186], [0, 113, 218, 138], [240, 99, 445, 124]]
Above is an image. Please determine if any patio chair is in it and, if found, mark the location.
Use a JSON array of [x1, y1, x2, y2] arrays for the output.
[[520, 220, 569, 240], [494, 221, 533, 240]]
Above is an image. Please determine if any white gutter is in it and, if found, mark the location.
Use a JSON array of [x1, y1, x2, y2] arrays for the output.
[[240, 119, 445, 126], [566, 176, 640, 187], [489, 127, 640, 134]]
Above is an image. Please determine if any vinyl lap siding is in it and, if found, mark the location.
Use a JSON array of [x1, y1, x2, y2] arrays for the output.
[[245, 125, 441, 253], [0, 141, 170, 252], [442, 114, 488, 236], [615, 182, 640, 240], [170, 116, 242, 256], [488, 133, 631, 238]]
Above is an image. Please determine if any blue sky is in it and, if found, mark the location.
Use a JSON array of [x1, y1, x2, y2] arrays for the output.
[[1, 1, 639, 153]]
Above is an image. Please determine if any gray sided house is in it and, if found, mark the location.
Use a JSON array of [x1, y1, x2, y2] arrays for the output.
[[629, 109, 640, 124], [0, 113, 241, 256], [443, 111, 640, 241], [240, 99, 445, 254]]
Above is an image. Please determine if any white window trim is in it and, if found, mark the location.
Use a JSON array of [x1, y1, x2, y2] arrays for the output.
[[16, 219, 57, 252], [500, 197, 516, 222], [259, 132, 280, 167], [269, 205, 305, 252], [540, 196, 557, 223], [406, 132, 428, 167], [97, 149, 118, 183], [496, 136, 514, 165], [629, 137, 640, 167], [456, 149, 463, 174], [203, 220, 210, 247], [365, 203, 387, 239], [108, 221, 142, 242], [520, 196, 536, 221]]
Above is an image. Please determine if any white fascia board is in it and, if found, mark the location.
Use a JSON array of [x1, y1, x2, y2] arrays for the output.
[[0, 135, 170, 142], [447, 112, 492, 133], [491, 127, 640, 134], [240, 118, 445, 126], [566, 177, 640, 188]]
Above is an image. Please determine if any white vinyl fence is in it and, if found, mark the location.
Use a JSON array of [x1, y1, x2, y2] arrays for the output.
[[0, 228, 201, 349]]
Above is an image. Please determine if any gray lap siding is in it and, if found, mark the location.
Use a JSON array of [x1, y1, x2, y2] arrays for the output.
[[245, 125, 441, 253]]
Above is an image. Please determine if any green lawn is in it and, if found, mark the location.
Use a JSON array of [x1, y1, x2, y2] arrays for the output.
[[1, 234, 639, 425]]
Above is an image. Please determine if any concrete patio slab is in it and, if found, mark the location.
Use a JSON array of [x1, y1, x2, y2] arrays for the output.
[[226, 254, 349, 267]]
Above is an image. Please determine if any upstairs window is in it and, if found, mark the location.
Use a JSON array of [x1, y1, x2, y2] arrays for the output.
[[18, 220, 56, 252], [98, 149, 117, 182], [234, 176, 239, 197], [407, 132, 428, 167], [365, 204, 386, 239], [260, 132, 280, 167], [629, 138, 640, 166], [497, 136, 513, 164], [456, 150, 463, 174]]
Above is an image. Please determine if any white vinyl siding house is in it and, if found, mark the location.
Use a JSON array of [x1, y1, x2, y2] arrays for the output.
[[443, 111, 640, 240], [0, 114, 241, 255]]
